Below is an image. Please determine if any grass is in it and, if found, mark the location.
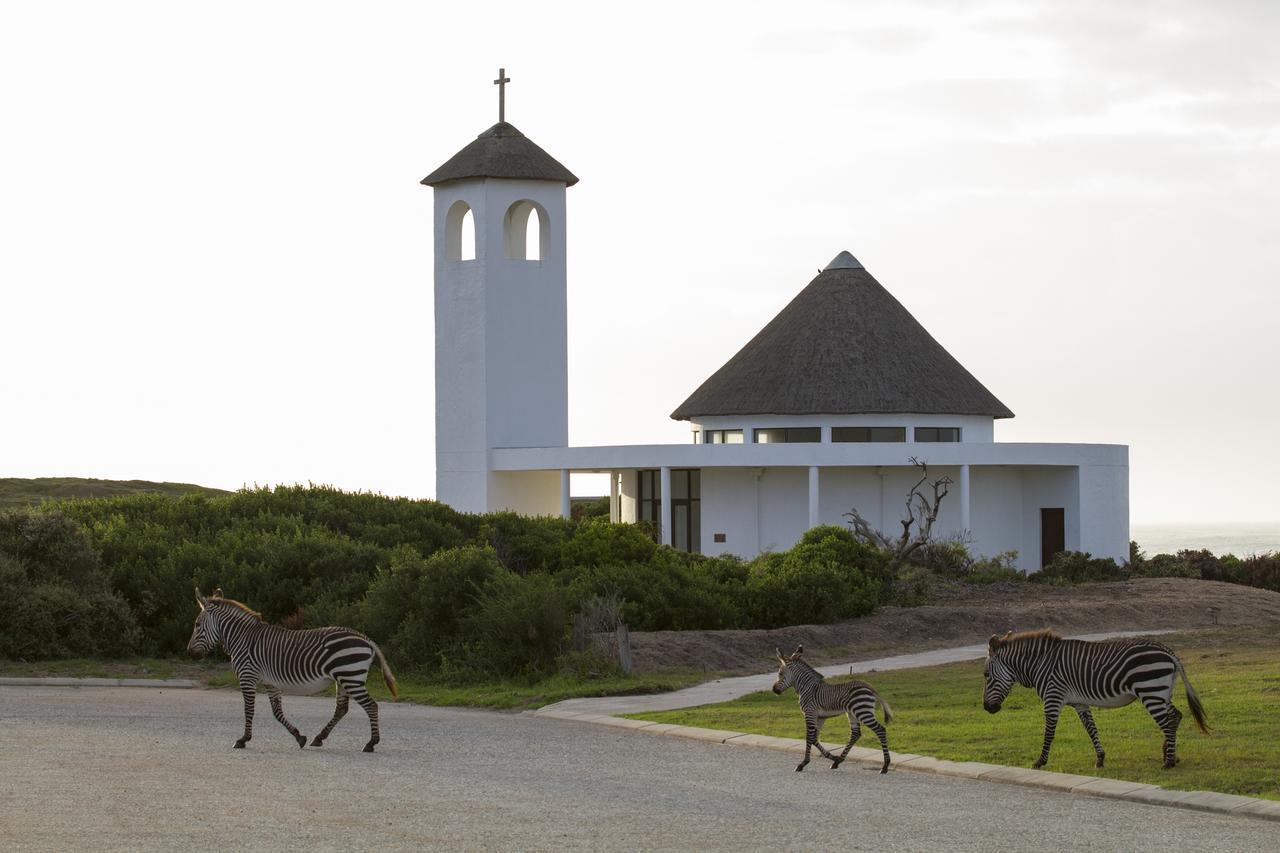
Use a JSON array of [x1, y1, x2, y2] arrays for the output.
[[625, 630, 1280, 801], [0, 476, 228, 509], [0, 656, 709, 713]]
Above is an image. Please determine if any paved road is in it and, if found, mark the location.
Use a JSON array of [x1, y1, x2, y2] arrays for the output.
[[0, 686, 1272, 851], [542, 630, 1175, 716]]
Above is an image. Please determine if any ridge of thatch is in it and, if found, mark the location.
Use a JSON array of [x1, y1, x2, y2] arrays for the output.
[[421, 121, 579, 187], [670, 257, 1014, 421]]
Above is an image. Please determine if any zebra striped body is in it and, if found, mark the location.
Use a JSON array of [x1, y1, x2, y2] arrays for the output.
[[187, 588, 397, 752], [773, 646, 893, 773], [983, 629, 1207, 769]]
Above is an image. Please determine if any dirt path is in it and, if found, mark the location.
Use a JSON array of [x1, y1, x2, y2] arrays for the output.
[[630, 578, 1280, 674]]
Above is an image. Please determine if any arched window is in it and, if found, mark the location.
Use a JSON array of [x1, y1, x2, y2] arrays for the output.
[[445, 200, 476, 261], [503, 199, 549, 260]]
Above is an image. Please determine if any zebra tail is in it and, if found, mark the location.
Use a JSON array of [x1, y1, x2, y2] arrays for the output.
[[1178, 659, 1208, 734], [372, 641, 399, 700], [878, 693, 894, 725]]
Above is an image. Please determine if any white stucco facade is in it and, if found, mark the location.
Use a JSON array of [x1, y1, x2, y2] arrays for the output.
[[427, 122, 1130, 572]]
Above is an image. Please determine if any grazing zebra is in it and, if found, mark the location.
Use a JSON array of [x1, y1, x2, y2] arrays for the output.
[[186, 588, 398, 752], [982, 629, 1208, 769], [772, 645, 894, 773]]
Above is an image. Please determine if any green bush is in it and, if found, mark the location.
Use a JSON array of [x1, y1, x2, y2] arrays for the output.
[[480, 512, 574, 575], [968, 551, 1026, 584], [360, 545, 504, 672], [0, 509, 141, 659], [746, 526, 884, 628], [1032, 551, 1126, 584], [459, 571, 569, 677], [564, 554, 744, 631]]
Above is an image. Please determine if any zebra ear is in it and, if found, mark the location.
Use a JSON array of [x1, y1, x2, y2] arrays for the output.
[[775, 647, 785, 664], [211, 588, 224, 600], [789, 644, 804, 660], [195, 588, 207, 610]]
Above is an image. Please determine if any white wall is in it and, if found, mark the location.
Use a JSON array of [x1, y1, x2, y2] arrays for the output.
[[1079, 463, 1130, 564], [432, 177, 569, 513], [1021, 466, 1080, 571], [700, 467, 762, 556], [969, 466, 1024, 560], [487, 471, 561, 516]]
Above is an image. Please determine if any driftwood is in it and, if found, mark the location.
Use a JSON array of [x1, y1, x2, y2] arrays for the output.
[[844, 456, 952, 568]]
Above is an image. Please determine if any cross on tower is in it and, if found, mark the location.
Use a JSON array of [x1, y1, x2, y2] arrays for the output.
[[493, 67, 510, 122]]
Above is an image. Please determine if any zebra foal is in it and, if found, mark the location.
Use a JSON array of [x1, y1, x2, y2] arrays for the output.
[[983, 629, 1208, 769], [187, 588, 398, 752], [772, 645, 894, 773]]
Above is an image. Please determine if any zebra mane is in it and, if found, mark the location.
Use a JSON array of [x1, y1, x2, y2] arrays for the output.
[[786, 657, 823, 680], [992, 628, 1062, 649], [212, 598, 262, 620]]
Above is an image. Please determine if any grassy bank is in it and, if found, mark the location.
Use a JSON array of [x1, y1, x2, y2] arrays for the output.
[[626, 630, 1280, 800], [0, 657, 708, 712]]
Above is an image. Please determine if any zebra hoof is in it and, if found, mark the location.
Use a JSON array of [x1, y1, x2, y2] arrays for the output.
[[879, 766, 889, 775], [1095, 756, 1105, 768], [295, 734, 307, 749], [830, 760, 843, 770], [310, 737, 325, 747], [1163, 760, 1176, 769], [363, 744, 376, 753], [795, 764, 805, 772], [234, 740, 247, 749], [1031, 760, 1045, 769]]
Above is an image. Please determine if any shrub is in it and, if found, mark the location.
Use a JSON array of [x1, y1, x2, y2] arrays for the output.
[[360, 545, 504, 672], [968, 551, 1026, 584], [0, 509, 141, 659], [745, 526, 885, 628], [1032, 551, 1126, 584], [480, 512, 574, 575], [563, 553, 744, 631], [1131, 553, 1198, 579], [459, 571, 569, 678], [914, 538, 973, 578]]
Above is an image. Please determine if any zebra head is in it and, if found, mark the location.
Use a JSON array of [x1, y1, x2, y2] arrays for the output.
[[771, 645, 804, 694], [187, 587, 224, 656], [983, 632, 1017, 713]]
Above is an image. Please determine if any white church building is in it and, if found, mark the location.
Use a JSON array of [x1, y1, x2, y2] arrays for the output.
[[422, 102, 1129, 572]]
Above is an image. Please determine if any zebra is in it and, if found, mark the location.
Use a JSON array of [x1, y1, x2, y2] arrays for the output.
[[186, 587, 398, 752], [982, 629, 1208, 769], [772, 645, 894, 773]]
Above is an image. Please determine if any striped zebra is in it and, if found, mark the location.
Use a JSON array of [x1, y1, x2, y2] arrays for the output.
[[982, 629, 1208, 769], [187, 588, 398, 752], [772, 645, 894, 773]]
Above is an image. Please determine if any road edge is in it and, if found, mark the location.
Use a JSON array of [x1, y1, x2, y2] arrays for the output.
[[527, 707, 1280, 823]]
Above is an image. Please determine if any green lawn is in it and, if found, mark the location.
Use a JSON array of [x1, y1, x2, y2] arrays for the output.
[[626, 631, 1280, 800]]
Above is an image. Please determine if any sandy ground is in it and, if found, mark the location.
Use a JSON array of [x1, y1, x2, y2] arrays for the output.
[[630, 578, 1280, 673]]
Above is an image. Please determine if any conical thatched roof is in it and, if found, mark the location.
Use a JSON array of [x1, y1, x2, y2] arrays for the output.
[[670, 252, 1014, 421], [421, 121, 578, 187]]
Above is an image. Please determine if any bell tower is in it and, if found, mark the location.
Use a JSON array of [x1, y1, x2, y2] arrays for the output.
[[421, 72, 578, 514]]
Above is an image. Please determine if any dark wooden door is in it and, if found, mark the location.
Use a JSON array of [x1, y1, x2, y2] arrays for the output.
[[1041, 508, 1065, 568]]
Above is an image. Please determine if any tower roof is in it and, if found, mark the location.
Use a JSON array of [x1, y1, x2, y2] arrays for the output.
[[670, 252, 1014, 421], [421, 121, 579, 187]]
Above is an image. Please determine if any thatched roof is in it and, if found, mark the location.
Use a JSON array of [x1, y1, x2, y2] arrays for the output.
[[421, 121, 578, 187], [670, 252, 1014, 421]]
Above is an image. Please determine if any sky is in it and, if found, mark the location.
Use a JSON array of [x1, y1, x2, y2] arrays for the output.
[[1, 0, 1277, 524]]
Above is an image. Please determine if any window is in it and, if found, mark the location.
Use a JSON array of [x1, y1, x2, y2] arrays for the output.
[[637, 470, 661, 534], [754, 427, 821, 443], [445, 200, 476, 261], [691, 430, 700, 444], [832, 426, 906, 443], [703, 429, 744, 444], [503, 199, 549, 260], [915, 427, 961, 442], [636, 469, 701, 553]]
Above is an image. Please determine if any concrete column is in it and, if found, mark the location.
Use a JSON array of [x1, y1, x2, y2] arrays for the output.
[[660, 466, 672, 547], [959, 464, 971, 533], [821, 425, 831, 443], [808, 466, 820, 528], [609, 471, 619, 523], [560, 469, 571, 519]]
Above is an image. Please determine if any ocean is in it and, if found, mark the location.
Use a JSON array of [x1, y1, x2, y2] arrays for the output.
[[1129, 523, 1280, 558]]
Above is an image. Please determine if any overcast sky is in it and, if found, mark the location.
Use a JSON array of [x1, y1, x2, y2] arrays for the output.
[[2, 1, 1277, 523]]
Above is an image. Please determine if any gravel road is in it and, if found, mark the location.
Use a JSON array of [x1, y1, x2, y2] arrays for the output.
[[0, 686, 1272, 851]]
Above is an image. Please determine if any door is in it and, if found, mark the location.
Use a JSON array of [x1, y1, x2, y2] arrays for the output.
[[1041, 508, 1065, 568]]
